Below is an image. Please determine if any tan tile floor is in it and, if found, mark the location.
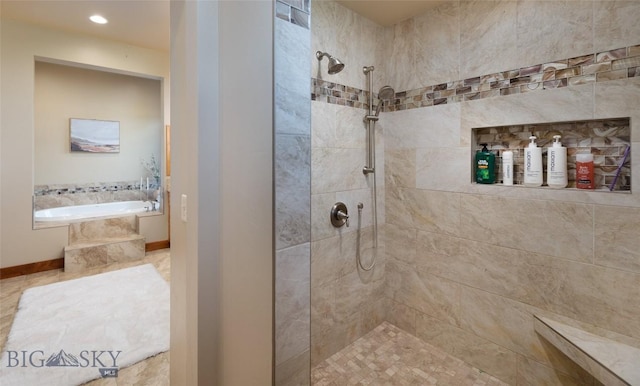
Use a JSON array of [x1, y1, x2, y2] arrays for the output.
[[3, 251, 508, 385], [0, 249, 170, 386], [312, 322, 509, 386]]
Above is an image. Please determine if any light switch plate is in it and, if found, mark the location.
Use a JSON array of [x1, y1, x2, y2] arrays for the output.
[[181, 194, 187, 222]]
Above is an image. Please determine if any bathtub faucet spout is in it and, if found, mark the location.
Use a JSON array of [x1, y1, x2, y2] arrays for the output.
[[145, 201, 156, 212]]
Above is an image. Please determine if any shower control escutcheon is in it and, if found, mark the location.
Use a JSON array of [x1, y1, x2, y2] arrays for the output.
[[330, 202, 349, 228]]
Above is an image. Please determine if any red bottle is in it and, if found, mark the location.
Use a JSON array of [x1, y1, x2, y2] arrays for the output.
[[576, 153, 594, 189]]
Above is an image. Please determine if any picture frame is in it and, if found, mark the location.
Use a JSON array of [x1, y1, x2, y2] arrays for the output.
[[70, 118, 120, 153]]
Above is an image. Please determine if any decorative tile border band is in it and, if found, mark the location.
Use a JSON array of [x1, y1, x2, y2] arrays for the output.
[[34, 181, 160, 196], [276, 0, 310, 29], [311, 79, 371, 109], [312, 44, 640, 111]]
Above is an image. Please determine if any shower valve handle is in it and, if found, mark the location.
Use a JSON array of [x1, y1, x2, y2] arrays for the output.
[[337, 210, 349, 227], [330, 202, 349, 228]]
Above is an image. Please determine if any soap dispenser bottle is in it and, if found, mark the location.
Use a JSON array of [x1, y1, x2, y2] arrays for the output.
[[502, 150, 514, 185], [547, 135, 567, 188], [475, 143, 496, 184], [524, 136, 542, 187]]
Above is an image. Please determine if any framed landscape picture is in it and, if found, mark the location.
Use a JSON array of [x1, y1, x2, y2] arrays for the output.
[[70, 118, 120, 153]]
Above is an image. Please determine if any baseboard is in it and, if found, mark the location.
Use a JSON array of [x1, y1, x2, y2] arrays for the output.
[[0, 258, 64, 280], [146, 240, 170, 252], [0, 240, 170, 280]]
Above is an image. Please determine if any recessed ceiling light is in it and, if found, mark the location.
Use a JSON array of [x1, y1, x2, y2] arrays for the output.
[[90, 15, 108, 24]]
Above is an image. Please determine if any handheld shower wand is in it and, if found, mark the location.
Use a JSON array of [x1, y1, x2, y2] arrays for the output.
[[374, 85, 395, 116]]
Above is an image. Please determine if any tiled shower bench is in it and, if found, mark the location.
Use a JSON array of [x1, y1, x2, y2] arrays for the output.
[[534, 315, 640, 386]]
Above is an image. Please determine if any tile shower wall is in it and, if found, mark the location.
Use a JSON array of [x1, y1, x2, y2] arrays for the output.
[[309, 0, 640, 384], [310, 0, 387, 368], [382, 1, 640, 385], [274, 15, 311, 386]]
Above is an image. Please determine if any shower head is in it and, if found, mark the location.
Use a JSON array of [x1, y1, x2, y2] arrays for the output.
[[316, 51, 345, 75], [374, 85, 395, 116]]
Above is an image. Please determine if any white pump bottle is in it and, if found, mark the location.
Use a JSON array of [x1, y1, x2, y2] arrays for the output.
[[547, 135, 567, 188], [502, 150, 513, 185], [524, 136, 542, 187]]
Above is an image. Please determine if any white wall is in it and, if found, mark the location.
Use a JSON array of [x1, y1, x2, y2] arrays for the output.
[[34, 61, 162, 185], [0, 19, 170, 268], [170, 0, 273, 384]]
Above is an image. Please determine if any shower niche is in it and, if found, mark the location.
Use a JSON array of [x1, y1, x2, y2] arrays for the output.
[[472, 117, 631, 192]]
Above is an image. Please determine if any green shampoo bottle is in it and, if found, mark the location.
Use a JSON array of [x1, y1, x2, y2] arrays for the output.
[[475, 143, 496, 184]]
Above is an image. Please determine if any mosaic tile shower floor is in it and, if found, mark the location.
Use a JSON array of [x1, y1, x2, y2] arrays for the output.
[[312, 322, 508, 386]]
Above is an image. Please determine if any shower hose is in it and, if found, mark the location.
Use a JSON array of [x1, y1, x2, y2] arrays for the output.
[[356, 202, 376, 271]]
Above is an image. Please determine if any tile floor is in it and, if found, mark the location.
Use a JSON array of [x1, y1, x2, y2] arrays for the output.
[[311, 322, 508, 386], [0, 249, 170, 386], [3, 251, 507, 385]]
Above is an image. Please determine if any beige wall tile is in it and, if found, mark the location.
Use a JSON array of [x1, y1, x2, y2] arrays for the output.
[[419, 239, 569, 312], [386, 260, 461, 327], [516, 1, 593, 69], [333, 230, 360, 279], [311, 236, 338, 288], [460, 0, 519, 80], [416, 147, 471, 191], [419, 237, 640, 340], [385, 104, 461, 150], [275, 350, 310, 386], [387, 18, 419, 92], [311, 325, 344, 367], [461, 83, 595, 134], [416, 230, 461, 261], [311, 2, 640, 384], [335, 104, 367, 149], [34, 194, 96, 211], [459, 194, 593, 262], [387, 188, 461, 235], [516, 355, 593, 386], [594, 1, 640, 52], [275, 134, 311, 250], [385, 223, 417, 265], [335, 189, 378, 230], [311, 279, 335, 335], [275, 244, 311, 366], [311, 147, 368, 194], [334, 271, 369, 322], [594, 205, 640, 273], [310, 0, 335, 79], [557, 265, 640, 340], [69, 216, 138, 243], [311, 101, 337, 149], [311, 1, 383, 91], [311, 192, 338, 242], [385, 149, 416, 189], [386, 298, 417, 335], [459, 287, 596, 382], [64, 245, 108, 272], [360, 296, 387, 333], [595, 77, 640, 147], [415, 311, 518, 385], [414, 1, 460, 87]]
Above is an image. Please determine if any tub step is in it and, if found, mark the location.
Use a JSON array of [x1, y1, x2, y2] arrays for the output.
[[68, 216, 139, 244], [64, 234, 145, 273]]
